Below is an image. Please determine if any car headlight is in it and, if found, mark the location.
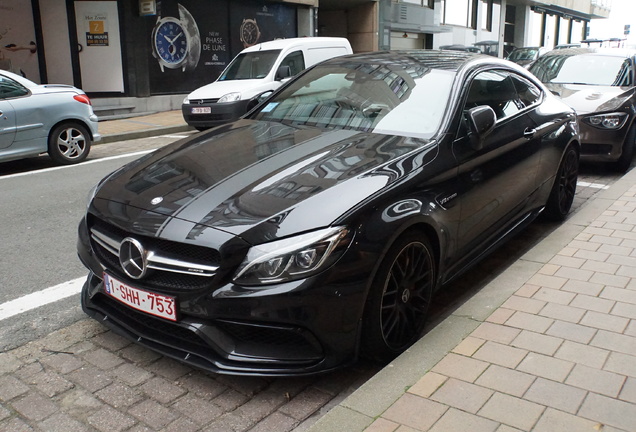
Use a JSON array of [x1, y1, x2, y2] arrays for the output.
[[233, 226, 352, 286], [218, 92, 241, 103], [582, 112, 628, 130], [183, 97, 190, 104]]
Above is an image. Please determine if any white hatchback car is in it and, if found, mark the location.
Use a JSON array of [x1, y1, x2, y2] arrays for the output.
[[0, 70, 100, 165]]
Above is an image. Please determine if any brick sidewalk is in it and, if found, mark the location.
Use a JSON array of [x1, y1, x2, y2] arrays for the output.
[[310, 171, 636, 432]]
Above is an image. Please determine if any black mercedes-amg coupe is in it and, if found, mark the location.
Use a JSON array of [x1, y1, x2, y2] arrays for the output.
[[78, 50, 579, 376]]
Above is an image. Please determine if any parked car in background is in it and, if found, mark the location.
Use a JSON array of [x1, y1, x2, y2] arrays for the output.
[[78, 50, 579, 376], [440, 44, 481, 53], [554, 43, 581, 50], [0, 69, 99, 165], [182, 37, 352, 130], [529, 48, 636, 171], [506, 46, 547, 68]]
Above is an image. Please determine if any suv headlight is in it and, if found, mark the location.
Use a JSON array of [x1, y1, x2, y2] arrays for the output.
[[233, 226, 352, 286], [582, 112, 628, 130], [218, 92, 241, 103]]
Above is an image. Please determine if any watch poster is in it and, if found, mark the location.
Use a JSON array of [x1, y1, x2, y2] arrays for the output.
[[0, 0, 40, 81], [148, 0, 297, 95]]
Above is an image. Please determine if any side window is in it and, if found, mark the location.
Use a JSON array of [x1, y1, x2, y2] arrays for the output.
[[0, 75, 28, 99], [280, 50, 305, 76], [511, 75, 542, 107], [464, 70, 523, 120]]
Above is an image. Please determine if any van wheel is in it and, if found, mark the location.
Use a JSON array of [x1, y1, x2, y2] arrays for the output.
[[361, 231, 435, 362]]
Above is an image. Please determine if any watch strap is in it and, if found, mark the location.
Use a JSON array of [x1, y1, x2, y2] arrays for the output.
[[158, 0, 179, 18]]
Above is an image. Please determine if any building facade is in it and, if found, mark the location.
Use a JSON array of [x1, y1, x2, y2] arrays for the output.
[[0, 0, 610, 113]]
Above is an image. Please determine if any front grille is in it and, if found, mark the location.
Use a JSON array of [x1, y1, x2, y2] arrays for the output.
[[89, 217, 221, 292], [189, 98, 220, 104]]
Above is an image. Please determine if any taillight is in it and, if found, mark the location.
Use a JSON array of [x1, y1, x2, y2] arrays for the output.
[[73, 94, 92, 105]]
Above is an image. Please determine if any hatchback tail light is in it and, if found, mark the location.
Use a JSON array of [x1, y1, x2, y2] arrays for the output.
[[73, 94, 92, 105]]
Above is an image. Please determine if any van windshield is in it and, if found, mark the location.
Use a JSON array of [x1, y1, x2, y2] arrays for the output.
[[219, 50, 282, 81]]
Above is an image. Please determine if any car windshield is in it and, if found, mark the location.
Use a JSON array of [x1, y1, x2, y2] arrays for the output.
[[529, 53, 632, 86], [252, 61, 455, 138], [508, 49, 537, 61], [219, 50, 281, 80]]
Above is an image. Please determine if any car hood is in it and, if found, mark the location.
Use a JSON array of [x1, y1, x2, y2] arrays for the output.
[[543, 83, 635, 115], [91, 120, 435, 245], [186, 79, 274, 100]]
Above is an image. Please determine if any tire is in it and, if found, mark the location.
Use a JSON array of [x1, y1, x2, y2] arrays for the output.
[[195, 127, 209, 132], [361, 232, 436, 362], [542, 145, 578, 221], [48, 122, 91, 165], [614, 125, 636, 173]]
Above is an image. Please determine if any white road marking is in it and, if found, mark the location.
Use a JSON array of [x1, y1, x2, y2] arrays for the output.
[[0, 277, 86, 321], [577, 181, 610, 190], [0, 150, 154, 180], [157, 134, 191, 139]]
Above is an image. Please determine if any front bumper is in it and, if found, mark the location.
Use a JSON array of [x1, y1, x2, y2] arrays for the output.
[[578, 121, 631, 163], [77, 217, 366, 376], [182, 100, 251, 129]]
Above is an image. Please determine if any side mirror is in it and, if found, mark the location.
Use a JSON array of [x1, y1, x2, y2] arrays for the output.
[[275, 65, 292, 81], [466, 105, 496, 150]]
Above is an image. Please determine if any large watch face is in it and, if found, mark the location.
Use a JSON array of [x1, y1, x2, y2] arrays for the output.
[[154, 18, 188, 66], [240, 19, 260, 46]]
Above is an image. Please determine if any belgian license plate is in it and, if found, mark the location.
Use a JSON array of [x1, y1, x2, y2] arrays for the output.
[[191, 107, 211, 114], [103, 273, 177, 321]]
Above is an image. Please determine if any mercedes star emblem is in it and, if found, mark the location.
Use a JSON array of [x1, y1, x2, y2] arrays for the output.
[[151, 196, 163, 205], [119, 237, 147, 279]]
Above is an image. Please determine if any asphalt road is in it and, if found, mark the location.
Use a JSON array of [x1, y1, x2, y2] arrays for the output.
[[0, 133, 627, 430]]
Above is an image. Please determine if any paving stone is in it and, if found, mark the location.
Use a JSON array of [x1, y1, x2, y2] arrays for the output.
[[58, 388, 103, 417], [538, 302, 586, 324], [217, 375, 270, 397], [0, 375, 30, 401], [408, 372, 448, 398], [532, 287, 575, 305], [478, 392, 545, 431], [511, 330, 563, 356], [573, 249, 610, 262], [145, 357, 192, 381], [27, 370, 75, 397], [505, 311, 554, 333], [128, 399, 177, 430], [626, 320, 636, 337], [561, 279, 604, 296], [546, 320, 597, 344], [612, 302, 636, 320], [570, 294, 615, 313], [429, 408, 499, 432], [13, 361, 44, 381], [364, 418, 400, 432], [161, 416, 200, 432], [619, 377, 636, 404], [172, 393, 224, 425], [566, 364, 626, 397], [452, 336, 486, 356], [533, 407, 602, 432], [591, 330, 636, 356], [88, 405, 137, 432], [382, 393, 447, 431], [604, 351, 636, 379], [475, 365, 535, 397], [38, 412, 90, 432], [549, 254, 585, 269], [472, 341, 527, 369], [39, 352, 83, 374], [554, 340, 610, 369], [516, 352, 574, 382], [579, 392, 636, 431], [581, 310, 629, 333], [178, 373, 227, 400], [111, 362, 154, 386], [0, 405, 10, 421], [431, 353, 489, 383], [96, 382, 144, 408], [601, 286, 636, 305], [515, 284, 541, 298], [523, 377, 586, 413], [0, 353, 22, 375], [91, 331, 132, 351], [119, 344, 162, 364], [580, 259, 620, 275], [500, 296, 545, 314], [83, 348, 125, 370], [429, 378, 494, 414], [527, 274, 567, 290], [11, 393, 58, 421], [554, 266, 594, 282], [213, 388, 250, 411], [0, 417, 34, 432], [590, 272, 630, 288], [470, 323, 521, 345], [485, 308, 515, 325], [67, 365, 113, 393], [206, 411, 255, 432], [139, 376, 186, 404], [278, 386, 333, 421]]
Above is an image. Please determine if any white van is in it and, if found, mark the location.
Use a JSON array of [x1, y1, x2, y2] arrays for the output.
[[182, 37, 353, 130]]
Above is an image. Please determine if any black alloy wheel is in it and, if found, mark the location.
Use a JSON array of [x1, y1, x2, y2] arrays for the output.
[[615, 125, 636, 173], [543, 145, 578, 221], [362, 232, 436, 361]]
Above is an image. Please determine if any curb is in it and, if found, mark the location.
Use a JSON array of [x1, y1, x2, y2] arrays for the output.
[[97, 124, 195, 145], [306, 167, 636, 432]]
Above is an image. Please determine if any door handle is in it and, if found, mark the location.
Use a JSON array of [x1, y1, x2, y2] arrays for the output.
[[523, 128, 536, 139]]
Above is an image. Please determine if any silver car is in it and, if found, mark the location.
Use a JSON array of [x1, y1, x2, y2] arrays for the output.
[[0, 70, 100, 165]]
